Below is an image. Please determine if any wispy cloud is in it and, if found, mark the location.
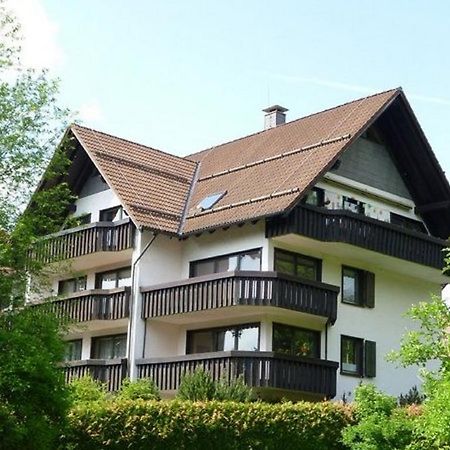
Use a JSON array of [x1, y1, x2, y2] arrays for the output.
[[5, 0, 64, 71], [267, 73, 450, 107]]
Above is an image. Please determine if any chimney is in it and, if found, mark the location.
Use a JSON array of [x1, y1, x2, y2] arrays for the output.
[[263, 105, 288, 130]]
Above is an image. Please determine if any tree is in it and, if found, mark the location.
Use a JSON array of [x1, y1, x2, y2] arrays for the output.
[[0, 2, 73, 448]]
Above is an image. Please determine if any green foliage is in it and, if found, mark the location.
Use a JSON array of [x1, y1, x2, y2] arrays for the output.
[[398, 386, 424, 406], [0, 307, 70, 450], [408, 372, 450, 449], [342, 384, 416, 450], [70, 375, 108, 405], [63, 399, 352, 450], [116, 378, 160, 401], [176, 368, 253, 402], [177, 367, 216, 401], [387, 295, 450, 381]]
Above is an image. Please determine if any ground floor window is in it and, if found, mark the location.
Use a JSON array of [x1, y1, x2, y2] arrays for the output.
[[272, 323, 320, 358], [187, 323, 260, 354], [91, 334, 127, 359], [341, 335, 364, 376], [64, 339, 82, 361]]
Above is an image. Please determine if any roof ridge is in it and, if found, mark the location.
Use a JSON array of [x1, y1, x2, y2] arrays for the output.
[[184, 87, 401, 160], [71, 123, 197, 168]]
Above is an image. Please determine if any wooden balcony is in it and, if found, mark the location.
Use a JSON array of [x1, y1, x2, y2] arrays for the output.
[[141, 271, 339, 324], [63, 358, 127, 391], [31, 218, 133, 264], [137, 351, 338, 399], [266, 204, 447, 269], [40, 287, 130, 322]]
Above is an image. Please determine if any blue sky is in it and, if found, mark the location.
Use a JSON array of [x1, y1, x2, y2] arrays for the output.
[[10, 0, 450, 174]]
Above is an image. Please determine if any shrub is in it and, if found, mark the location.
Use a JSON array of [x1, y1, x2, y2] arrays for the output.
[[63, 399, 352, 450], [342, 384, 416, 450], [70, 375, 107, 405], [398, 386, 424, 406], [116, 378, 160, 401], [177, 368, 216, 401], [177, 368, 253, 402], [215, 375, 253, 402]]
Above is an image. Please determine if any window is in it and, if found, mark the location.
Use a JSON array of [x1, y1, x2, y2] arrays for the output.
[[272, 323, 320, 358], [58, 276, 87, 296], [197, 191, 226, 210], [302, 187, 325, 207], [64, 340, 82, 361], [274, 249, 321, 281], [91, 334, 127, 359], [342, 196, 365, 215], [341, 335, 376, 378], [99, 206, 127, 222], [390, 213, 427, 234], [190, 249, 261, 277], [187, 324, 259, 354], [342, 266, 375, 307], [95, 267, 132, 289]]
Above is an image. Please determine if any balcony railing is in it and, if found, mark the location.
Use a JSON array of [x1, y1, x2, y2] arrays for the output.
[[137, 352, 338, 399], [141, 271, 339, 323], [30, 218, 133, 263], [63, 358, 127, 391], [266, 204, 447, 269], [38, 287, 130, 322]]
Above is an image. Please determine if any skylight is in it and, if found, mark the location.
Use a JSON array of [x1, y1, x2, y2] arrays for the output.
[[197, 191, 226, 211]]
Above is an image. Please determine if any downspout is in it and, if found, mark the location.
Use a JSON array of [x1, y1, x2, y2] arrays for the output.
[[126, 230, 158, 377]]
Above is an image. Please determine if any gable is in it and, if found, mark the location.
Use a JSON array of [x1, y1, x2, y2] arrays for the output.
[[333, 135, 412, 200]]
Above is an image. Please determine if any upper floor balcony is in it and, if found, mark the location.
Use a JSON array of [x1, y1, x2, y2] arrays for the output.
[[266, 204, 448, 270], [141, 270, 339, 324], [30, 218, 134, 268], [40, 286, 130, 323]]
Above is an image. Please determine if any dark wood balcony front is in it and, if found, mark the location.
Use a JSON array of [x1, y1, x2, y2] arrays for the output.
[[63, 358, 127, 391], [42, 287, 130, 322], [31, 218, 133, 264], [266, 204, 447, 269], [141, 271, 339, 324], [137, 351, 338, 399]]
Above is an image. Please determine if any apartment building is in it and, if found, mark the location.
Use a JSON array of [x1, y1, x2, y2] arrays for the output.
[[30, 88, 450, 401]]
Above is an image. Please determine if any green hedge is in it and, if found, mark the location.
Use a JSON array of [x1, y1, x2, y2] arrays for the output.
[[62, 400, 352, 450]]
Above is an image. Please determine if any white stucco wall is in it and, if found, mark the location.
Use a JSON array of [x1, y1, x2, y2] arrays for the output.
[[73, 188, 121, 222]]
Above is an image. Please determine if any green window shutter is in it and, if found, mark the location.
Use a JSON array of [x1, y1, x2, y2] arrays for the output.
[[364, 340, 376, 378], [363, 271, 375, 308]]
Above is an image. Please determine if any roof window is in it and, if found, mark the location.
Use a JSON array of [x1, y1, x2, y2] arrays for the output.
[[197, 191, 226, 211]]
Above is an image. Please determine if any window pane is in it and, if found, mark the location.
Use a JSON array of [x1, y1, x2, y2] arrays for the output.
[[100, 206, 121, 222], [216, 256, 234, 272], [112, 336, 127, 358], [187, 331, 214, 354], [99, 272, 117, 289], [343, 268, 361, 305], [222, 330, 235, 351], [295, 257, 317, 280], [64, 340, 82, 361], [237, 326, 259, 351], [273, 324, 319, 358], [92, 334, 126, 359], [239, 252, 261, 271], [192, 260, 215, 277], [343, 196, 365, 214], [341, 336, 362, 374], [117, 268, 132, 287], [59, 276, 86, 295]]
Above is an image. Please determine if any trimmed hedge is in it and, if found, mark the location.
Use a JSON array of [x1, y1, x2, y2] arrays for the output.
[[62, 400, 352, 450]]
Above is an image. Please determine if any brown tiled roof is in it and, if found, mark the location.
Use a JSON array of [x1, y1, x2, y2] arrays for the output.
[[70, 88, 401, 235], [183, 88, 399, 233], [71, 124, 197, 234]]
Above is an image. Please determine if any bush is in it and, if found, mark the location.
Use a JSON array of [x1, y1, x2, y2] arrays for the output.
[[116, 378, 160, 401], [63, 399, 352, 450], [398, 386, 424, 406], [177, 368, 219, 401], [342, 384, 416, 450], [70, 375, 108, 405], [177, 368, 253, 401]]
